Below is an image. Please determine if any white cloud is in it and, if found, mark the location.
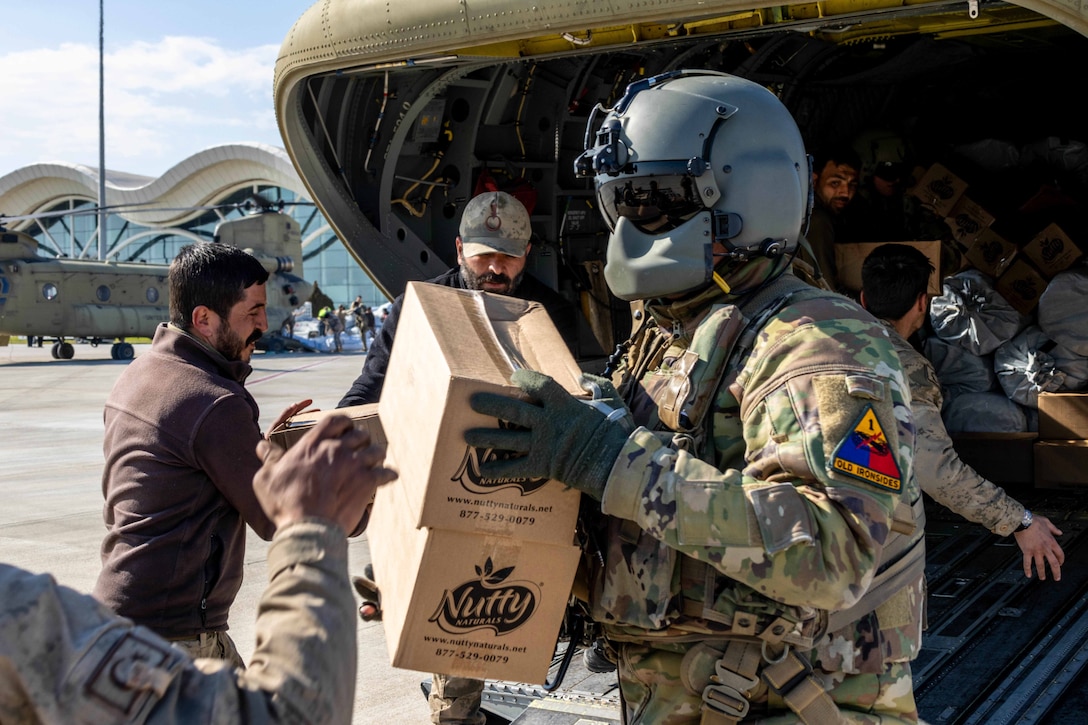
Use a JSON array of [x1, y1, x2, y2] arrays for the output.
[[0, 37, 282, 177]]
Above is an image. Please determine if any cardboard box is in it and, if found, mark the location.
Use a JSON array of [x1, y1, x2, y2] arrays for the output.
[[1038, 392, 1088, 440], [964, 228, 1018, 277], [368, 477, 581, 683], [378, 282, 583, 544], [267, 403, 385, 450], [908, 163, 969, 217], [1034, 440, 1088, 489], [944, 196, 995, 247], [1020, 223, 1083, 278], [995, 258, 1048, 315], [950, 433, 1036, 487], [835, 241, 942, 296]]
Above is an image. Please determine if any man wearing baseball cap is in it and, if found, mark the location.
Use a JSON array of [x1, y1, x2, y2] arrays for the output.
[[338, 190, 577, 407], [336, 190, 578, 724]]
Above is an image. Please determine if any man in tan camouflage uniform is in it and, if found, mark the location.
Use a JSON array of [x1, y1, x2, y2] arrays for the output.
[[467, 71, 925, 723], [860, 243, 1065, 580], [0, 415, 396, 724]]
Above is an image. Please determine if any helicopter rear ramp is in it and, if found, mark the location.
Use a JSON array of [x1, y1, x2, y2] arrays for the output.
[[479, 487, 1088, 724]]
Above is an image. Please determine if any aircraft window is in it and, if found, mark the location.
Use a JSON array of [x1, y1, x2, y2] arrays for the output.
[[42, 283, 58, 300], [96, 285, 111, 302], [146, 287, 160, 303]]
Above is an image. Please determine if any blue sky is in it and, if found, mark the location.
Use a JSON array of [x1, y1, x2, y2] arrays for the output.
[[0, 0, 314, 177]]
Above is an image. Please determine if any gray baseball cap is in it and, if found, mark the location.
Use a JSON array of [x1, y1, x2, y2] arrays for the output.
[[458, 191, 531, 258]]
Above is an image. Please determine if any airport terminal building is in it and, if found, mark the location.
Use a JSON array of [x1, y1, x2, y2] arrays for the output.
[[0, 142, 388, 310]]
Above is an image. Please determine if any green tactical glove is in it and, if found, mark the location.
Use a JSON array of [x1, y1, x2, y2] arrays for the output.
[[579, 373, 635, 433], [465, 369, 631, 500]]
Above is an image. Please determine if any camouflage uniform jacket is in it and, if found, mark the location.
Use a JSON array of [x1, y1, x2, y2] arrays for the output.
[[0, 521, 357, 724], [592, 273, 925, 674], [882, 320, 1024, 536]]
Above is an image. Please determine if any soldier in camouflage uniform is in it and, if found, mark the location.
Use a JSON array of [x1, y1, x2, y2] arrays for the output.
[[860, 243, 1065, 580], [466, 71, 925, 723], [0, 415, 396, 724]]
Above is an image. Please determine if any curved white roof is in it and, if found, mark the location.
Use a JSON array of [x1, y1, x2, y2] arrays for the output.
[[0, 142, 308, 227]]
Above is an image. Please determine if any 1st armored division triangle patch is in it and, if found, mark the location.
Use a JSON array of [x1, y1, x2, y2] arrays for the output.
[[829, 404, 902, 492]]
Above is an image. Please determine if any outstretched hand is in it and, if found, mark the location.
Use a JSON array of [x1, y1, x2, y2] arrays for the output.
[[464, 369, 630, 500], [1013, 513, 1065, 581], [266, 398, 316, 440], [254, 415, 397, 534]]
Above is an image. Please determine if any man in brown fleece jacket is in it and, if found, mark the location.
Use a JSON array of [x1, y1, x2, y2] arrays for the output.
[[94, 242, 312, 665]]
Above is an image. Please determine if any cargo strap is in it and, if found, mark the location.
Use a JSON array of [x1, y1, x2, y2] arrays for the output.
[[625, 273, 817, 451], [791, 238, 836, 293], [700, 640, 846, 725], [678, 556, 819, 650]]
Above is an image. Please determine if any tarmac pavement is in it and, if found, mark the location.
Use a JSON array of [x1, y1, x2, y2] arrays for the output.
[[0, 339, 431, 724]]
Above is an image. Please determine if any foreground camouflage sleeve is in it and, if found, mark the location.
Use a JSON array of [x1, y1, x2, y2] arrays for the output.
[[0, 520, 355, 724], [899, 340, 1024, 536], [601, 310, 914, 612]]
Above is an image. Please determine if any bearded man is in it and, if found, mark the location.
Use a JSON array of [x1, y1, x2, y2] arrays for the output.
[[94, 242, 311, 665], [337, 190, 576, 408]]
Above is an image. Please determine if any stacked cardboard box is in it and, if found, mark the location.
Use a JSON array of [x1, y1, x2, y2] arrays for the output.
[[905, 163, 1085, 315], [900, 163, 1088, 488], [945, 195, 995, 249], [1035, 392, 1088, 489], [835, 240, 943, 296], [908, 162, 969, 217], [996, 223, 1083, 315], [368, 282, 584, 684], [964, 228, 1018, 278]]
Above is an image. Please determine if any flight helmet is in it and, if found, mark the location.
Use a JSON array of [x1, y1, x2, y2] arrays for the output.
[[574, 70, 811, 300]]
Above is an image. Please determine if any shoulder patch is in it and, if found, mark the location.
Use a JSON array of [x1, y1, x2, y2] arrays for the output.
[[829, 404, 902, 492], [78, 629, 186, 720]]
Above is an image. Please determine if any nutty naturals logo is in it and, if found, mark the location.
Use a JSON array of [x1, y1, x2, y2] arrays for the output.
[[928, 175, 956, 201], [1011, 275, 1040, 300], [1040, 235, 1066, 263], [428, 557, 540, 635], [452, 420, 549, 495], [980, 239, 1002, 263], [951, 212, 981, 238]]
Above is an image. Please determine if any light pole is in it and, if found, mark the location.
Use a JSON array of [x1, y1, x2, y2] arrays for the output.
[[98, 0, 107, 260]]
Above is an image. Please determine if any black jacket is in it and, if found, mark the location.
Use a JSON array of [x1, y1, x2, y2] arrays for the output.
[[338, 268, 578, 407]]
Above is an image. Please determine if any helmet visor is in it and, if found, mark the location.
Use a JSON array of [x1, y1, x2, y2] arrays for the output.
[[597, 165, 707, 234]]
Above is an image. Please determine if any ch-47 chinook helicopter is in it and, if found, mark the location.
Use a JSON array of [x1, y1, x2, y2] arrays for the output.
[[274, 0, 1088, 722], [0, 201, 313, 360]]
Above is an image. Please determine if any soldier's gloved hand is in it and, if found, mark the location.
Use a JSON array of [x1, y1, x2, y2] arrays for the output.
[[579, 373, 635, 433], [352, 563, 381, 622], [465, 369, 630, 500]]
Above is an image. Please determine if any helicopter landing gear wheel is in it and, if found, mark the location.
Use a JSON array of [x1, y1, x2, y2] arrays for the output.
[[112, 342, 135, 360], [51, 342, 61, 359], [58, 342, 75, 359]]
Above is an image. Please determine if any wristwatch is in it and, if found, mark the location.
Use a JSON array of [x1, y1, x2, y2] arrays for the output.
[[1016, 509, 1034, 532]]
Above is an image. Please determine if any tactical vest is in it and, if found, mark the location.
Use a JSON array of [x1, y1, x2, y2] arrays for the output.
[[588, 273, 926, 660]]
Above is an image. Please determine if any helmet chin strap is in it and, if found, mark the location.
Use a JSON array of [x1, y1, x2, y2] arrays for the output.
[[712, 271, 732, 295], [710, 236, 790, 295], [709, 236, 798, 299]]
